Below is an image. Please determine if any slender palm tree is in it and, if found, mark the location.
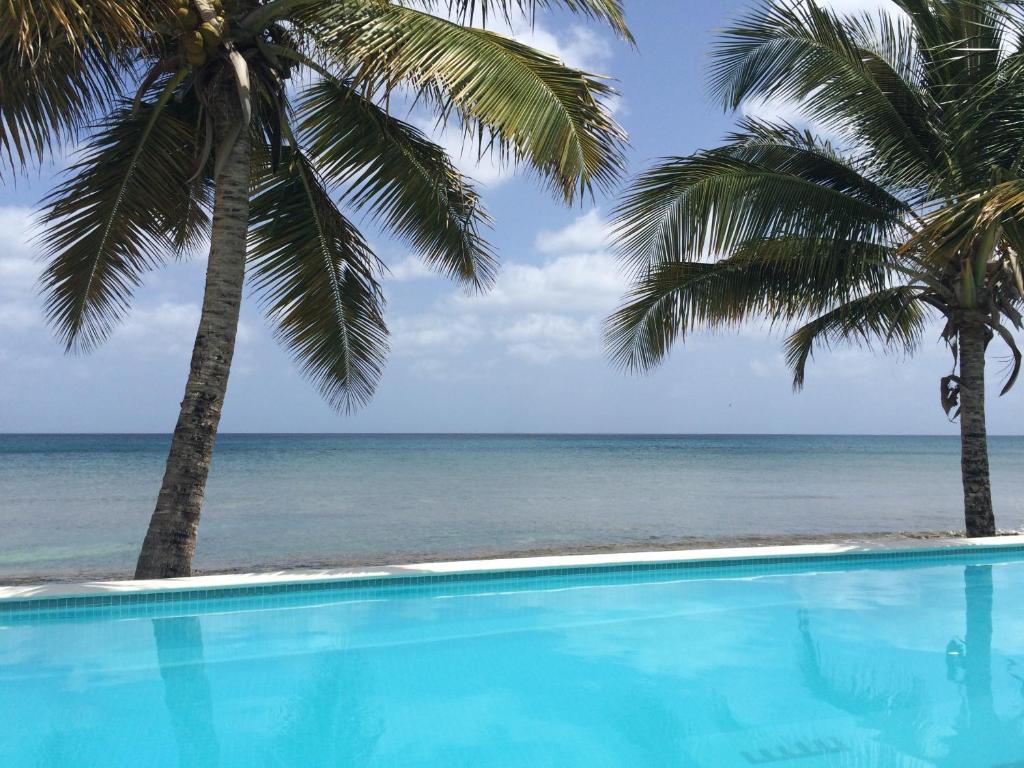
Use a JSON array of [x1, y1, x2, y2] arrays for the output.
[[3, 0, 629, 578], [607, 0, 1024, 536]]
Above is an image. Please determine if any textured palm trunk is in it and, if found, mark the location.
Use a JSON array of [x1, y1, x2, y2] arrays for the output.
[[135, 89, 251, 579], [958, 319, 996, 538]]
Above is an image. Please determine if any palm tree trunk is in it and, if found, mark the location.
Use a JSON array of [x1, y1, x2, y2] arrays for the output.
[[135, 90, 251, 579], [958, 319, 996, 538]]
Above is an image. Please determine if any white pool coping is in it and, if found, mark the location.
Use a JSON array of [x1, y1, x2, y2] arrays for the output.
[[3, 534, 1024, 604]]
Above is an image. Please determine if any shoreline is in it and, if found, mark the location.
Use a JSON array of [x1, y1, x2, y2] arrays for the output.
[[0, 529, 1006, 587]]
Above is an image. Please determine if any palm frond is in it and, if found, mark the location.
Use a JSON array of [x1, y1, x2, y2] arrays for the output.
[[38, 75, 206, 352], [0, 0, 165, 172], [904, 180, 1024, 276], [2, 0, 157, 54], [413, 0, 633, 42], [298, 78, 496, 289], [709, 1, 941, 193], [611, 124, 906, 272], [305, 1, 626, 201], [249, 147, 389, 412], [605, 237, 896, 372], [784, 287, 927, 389]]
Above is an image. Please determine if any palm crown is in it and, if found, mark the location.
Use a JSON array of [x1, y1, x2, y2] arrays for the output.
[[5, 0, 628, 410], [4, 0, 630, 578], [607, 0, 1024, 534], [609, 0, 1022, 387]]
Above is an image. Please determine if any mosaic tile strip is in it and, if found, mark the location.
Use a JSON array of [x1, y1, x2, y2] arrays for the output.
[[3, 542, 1024, 620]]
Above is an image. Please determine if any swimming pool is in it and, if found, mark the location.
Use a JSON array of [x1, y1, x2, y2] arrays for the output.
[[3, 547, 1024, 766]]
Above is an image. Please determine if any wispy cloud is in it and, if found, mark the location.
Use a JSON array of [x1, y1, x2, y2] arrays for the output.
[[535, 209, 609, 254], [385, 254, 437, 283], [389, 209, 624, 367]]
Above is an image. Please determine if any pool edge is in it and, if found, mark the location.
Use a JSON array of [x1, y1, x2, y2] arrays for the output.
[[3, 534, 1024, 611]]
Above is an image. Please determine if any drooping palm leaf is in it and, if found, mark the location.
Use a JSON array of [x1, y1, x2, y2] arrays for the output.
[[709, 1, 942, 195], [783, 287, 927, 389], [611, 123, 907, 272], [0, 0, 166, 171], [298, 77, 496, 289], [241, 0, 632, 46], [305, 0, 626, 201], [38, 74, 208, 352], [249, 147, 389, 412], [605, 237, 900, 372]]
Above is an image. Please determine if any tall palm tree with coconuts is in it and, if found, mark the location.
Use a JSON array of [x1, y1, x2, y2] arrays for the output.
[[2, 0, 630, 577]]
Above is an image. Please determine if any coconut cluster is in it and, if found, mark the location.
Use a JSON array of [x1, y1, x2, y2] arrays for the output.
[[175, 0, 227, 67]]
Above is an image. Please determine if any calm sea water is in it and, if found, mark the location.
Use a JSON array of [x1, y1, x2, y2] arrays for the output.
[[2, 434, 1024, 582]]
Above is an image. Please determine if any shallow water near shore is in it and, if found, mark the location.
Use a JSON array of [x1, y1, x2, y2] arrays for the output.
[[2, 433, 1024, 582]]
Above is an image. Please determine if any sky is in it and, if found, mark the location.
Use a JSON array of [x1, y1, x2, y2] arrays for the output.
[[2, 0, 1023, 435]]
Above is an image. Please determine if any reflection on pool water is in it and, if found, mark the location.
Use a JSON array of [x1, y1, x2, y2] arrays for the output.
[[2, 553, 1024, 767]]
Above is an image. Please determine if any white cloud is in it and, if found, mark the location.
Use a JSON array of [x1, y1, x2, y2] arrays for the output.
[[0, 304, 38, 331], [750, 353, 788, 380], [0, 207, 42, 332], [390, 313, 485, 353], [456, 251, 623, 314], [118, 301, 200, 341], [509, 23, 612, 71], [386, 255, 436, 282], [497, 313, 602, 363], [391, 209, 624, 367], [535, 209, 608, 254], [116, 300, 255, 355], [0, 207, 38, 279], [441, 7, 613, 71]]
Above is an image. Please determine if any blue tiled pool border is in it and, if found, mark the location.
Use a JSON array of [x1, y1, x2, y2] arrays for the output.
[[4, 541, 1024, 620]]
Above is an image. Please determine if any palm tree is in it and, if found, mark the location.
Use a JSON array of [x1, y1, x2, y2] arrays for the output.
[[607, 0, 1024, 537], [3, 0, 629, 577]]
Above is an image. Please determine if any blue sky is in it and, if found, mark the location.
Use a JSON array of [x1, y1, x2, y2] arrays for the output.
[[2, 0, 1023, 434]]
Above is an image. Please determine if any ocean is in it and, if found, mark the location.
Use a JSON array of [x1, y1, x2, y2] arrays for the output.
[[2, 433, 1023, 582]]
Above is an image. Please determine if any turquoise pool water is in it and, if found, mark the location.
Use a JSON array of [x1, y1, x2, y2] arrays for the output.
[[3, 551, 1024, 766]]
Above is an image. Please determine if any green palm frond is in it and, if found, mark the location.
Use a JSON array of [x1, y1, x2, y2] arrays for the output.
[[0, 42, 113, 171], [414, 0, 633, 42], [38, 75, 205, 352], [784, 287, 927, 389], [298, 78, 496, 289], [605, 237, 896, 372], [243, 0, 632, 47], [306, 0, 626, 201], [903, 180, 1024, 275], [709, 0, 941, 193], [3, 0, 156, 54], [249, 147, 389, 412], [913, 0, 1007, 83], [611, 125, 905, 272], [0, 0, 165, 171]]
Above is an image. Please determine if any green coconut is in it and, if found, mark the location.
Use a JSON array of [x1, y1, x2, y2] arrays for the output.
[[183, 30, 204, 53], [185, 48, 207, 67], [199, 21, 222, 50], [176, 8, 198, 28]]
